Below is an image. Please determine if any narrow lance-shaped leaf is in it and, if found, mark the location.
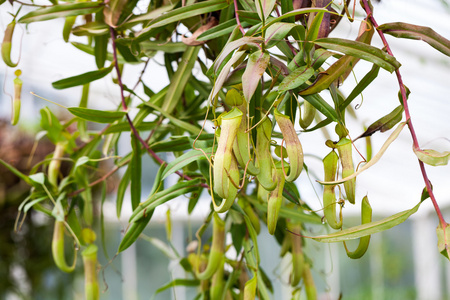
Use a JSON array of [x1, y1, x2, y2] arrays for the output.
[[209, 50, 246, 103], [197, 18, 251, 42], [302, 93, 339, 122], [19, 2, 103, 24], [299, 55, 359, 96], [265, 22, 298, 49], [378, 22, 450, 57], [300, 20, 374, 96], [150, 279, 201, 300], [72, 22, 109, 36], [68, 107, 126, 124], [130, 134, 142, 210], [305, 11, 325, 55], [71, 42, 128, 64], [339, 64, 380, 111], [242, 50, 270, 102], [314, 38, 401, 73], [119, 179, 200, 253], [135, 0, 229, 42], [130, 179, 202, 223], [212, 37, 263, 74], [255, 0, 276, 21], [162, 46, 201, 114], [116, 166, 131, 218], [312, 201, 421, 242], [104, 0, 128, 27], [356, 105, 403, 140], [162, 148, 214, 180], [279, 66, 315, 93], [262, 8, 330, 30], [52, 63, 114, 89], [142, 101, 202, 135], [127, 2, 177, 24], [63, 16, 76, 42]]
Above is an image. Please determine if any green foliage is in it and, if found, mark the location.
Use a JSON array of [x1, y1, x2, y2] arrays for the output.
[[2, 0, 450, 298]]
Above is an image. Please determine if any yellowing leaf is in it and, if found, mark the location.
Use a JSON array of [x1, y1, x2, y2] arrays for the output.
[[414, 148, 450, 166], [437, 223, 450, 261]]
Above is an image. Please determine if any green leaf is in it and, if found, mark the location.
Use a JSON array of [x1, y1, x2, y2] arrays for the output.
[[414, 149, 450, 166], [72, 21, 109, 36], [305, 11, 324, 55], [265, 22, 297, 49], [162, 148, 213, 180], [312, 201, 421, 242], [314, 38, 401, 73], [62, 16, 76, 43], [151, 279, 200, 300], [162, 46, 201, 114], [71, 42, 128, 64], [299, 55, 358, 96], [0, 158, 32, 185], [104, 0, 128, 27], [262, 8, 330, 30], [231, 204, 261, 264], [378, 22, 450, 57], [130, 134, 142, 210], [118, 213, 153, 253], [302, 94, 339, 122], [212, 36, 263, 74], [339, 64, 380, 110], [94, 35, 109, 69], [29, 173, 46, 186], [139, 41, 188, 54], [135, 0, 229, 42], [142, 101, 202, 135], [19, 2, 103, 24], [356, 105, 403, 139], [105, 121, 158, 134], [279, 66, 315, 93], [197, 19, 250, 41], [127, 2, 178, 24], [245, 195, 322, 224], [68, 107, 126, 123], [255, 0, 276, 21], [242, 50, 270, 102], [40, 107, 64, 143], [116, 166, 130, 218], [129, 179, 202, 223], [437, 223, 450, 261], [52, 63, 114, 89], [209, 50, 246, 102]]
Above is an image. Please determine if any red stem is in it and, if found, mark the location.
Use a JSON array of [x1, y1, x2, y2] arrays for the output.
[[360, 0, 447, 228], [233, 0, 245, 35]]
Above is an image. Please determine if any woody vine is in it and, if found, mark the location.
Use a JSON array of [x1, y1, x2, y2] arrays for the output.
[[1, 0, 450, 299]]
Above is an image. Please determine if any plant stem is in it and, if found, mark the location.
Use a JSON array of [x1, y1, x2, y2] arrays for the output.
[[109, 27, 209, 189], [233, 0, 245, 35], [360, 0, 447, 228]]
